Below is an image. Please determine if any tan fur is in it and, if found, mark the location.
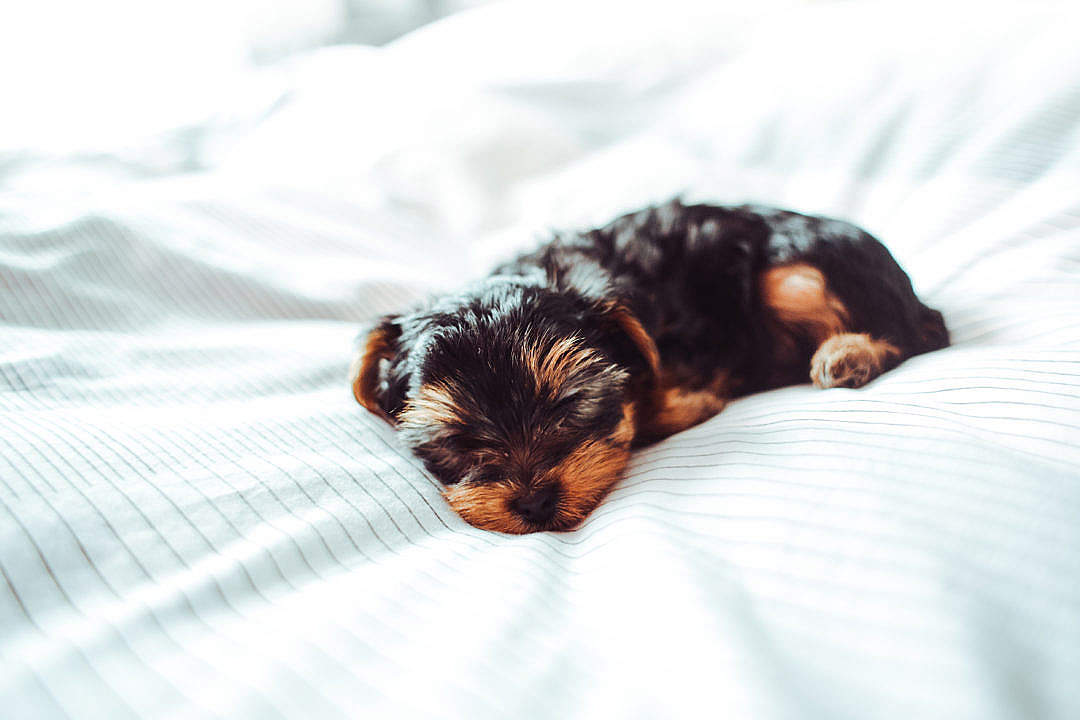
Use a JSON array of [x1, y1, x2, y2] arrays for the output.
[[811, 333, 901, 389], [442, 480, 529, 534], [760, 264, 850, 361], [522, 335, 604, 398], [398, 382, 464, 432], [443, 403, 636, 533], [351, 324, 399, 424], [643, 387, 727, 439], [635, 371, 730, 441], [602, 301, 661, 377], [610, 402, 636, 447], [549, 438, 631, 527]]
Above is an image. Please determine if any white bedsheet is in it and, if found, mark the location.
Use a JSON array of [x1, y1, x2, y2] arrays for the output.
[[2, 1, 1079, 718]]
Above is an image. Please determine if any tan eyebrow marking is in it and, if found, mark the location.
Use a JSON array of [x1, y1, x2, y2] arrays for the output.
[[398, 381, 465, 434]]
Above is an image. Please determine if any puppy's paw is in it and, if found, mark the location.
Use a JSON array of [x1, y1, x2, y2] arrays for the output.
[[810, 333, 900, 389]]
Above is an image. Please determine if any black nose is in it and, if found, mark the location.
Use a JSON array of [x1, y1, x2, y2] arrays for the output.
[[512, 485, 560, 524]]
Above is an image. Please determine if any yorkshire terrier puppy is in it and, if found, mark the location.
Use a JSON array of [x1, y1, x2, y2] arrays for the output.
[[351, 200, 948, 534]]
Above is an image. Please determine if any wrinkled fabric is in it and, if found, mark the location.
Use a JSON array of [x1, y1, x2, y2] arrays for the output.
[[1, 1, 1079, 718]]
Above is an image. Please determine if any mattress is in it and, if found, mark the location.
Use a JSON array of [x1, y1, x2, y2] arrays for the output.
[[2, 1, 1078, 718]]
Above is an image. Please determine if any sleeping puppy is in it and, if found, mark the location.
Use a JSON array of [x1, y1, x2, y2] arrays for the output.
[[351, 200, 948, 534]]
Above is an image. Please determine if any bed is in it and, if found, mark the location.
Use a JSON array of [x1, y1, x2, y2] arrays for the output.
[[2, 1, 1078, 717]]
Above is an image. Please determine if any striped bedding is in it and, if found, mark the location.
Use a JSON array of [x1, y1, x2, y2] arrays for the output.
[[2, 1, 1078, 718]]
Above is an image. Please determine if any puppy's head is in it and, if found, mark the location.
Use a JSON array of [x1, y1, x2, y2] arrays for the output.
[[351, 277, 658, 533]]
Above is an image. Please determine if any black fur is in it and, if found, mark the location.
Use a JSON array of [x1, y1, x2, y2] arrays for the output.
[[500, 200, 948, 393], [355, 199, 948, 526]]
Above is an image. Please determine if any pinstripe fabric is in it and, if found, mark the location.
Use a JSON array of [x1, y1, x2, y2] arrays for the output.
[[3, 1, 1080, 718]]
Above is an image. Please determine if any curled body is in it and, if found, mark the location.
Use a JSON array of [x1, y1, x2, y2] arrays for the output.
[[352, 200, 949, 533]]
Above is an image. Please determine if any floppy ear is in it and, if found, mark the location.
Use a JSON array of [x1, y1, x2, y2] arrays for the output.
[[350, 316, 403, 424], [597, 300, 660, 379]]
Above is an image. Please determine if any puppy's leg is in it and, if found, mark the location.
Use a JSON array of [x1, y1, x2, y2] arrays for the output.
[[632, 368, 732, 444], [637, 385, 727, 442], [760, 263, 907, 389], [809, 333, 901, 389]]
